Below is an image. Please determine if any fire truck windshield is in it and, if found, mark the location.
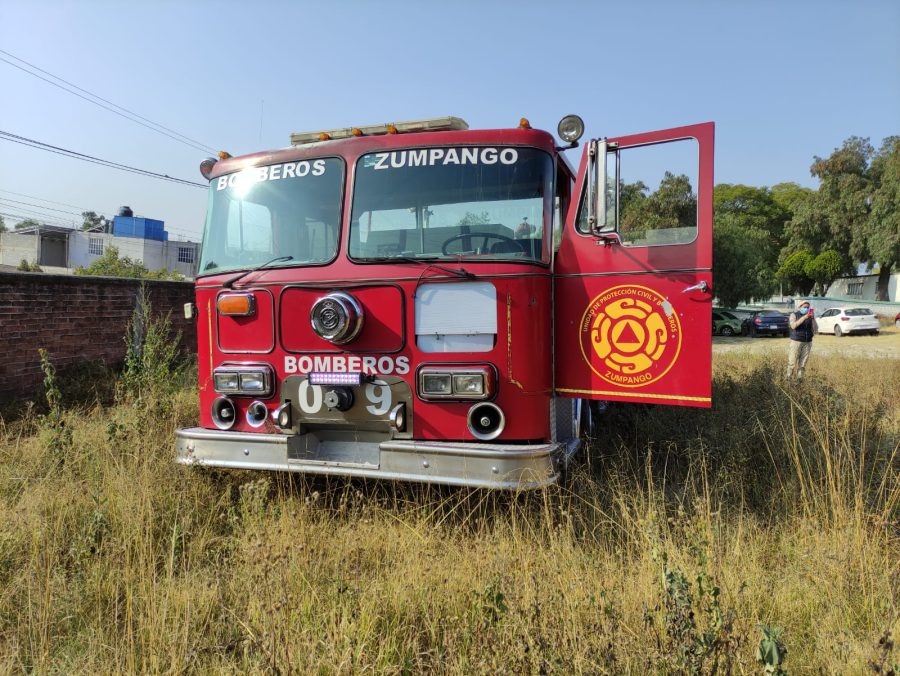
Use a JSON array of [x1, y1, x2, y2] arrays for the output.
[[349, 147, 552, 262], [198, 157, 344, 275]]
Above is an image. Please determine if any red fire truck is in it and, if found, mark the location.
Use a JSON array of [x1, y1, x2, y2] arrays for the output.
[[176, 116, 713, 489]]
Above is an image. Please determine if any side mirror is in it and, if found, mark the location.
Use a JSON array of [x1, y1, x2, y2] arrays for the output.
[[588, 139, 609, 234]]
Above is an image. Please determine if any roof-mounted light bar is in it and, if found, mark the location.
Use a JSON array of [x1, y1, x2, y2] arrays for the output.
[[290, 116, 469, 146]]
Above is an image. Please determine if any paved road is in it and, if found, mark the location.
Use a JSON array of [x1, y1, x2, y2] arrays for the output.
[[712, 324, 900, 360]]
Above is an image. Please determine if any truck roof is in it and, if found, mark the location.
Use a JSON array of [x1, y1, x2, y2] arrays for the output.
[[208, 125, 565, 180]]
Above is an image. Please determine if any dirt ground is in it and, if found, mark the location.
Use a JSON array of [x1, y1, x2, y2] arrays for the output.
[[712, 322, 900, 359]]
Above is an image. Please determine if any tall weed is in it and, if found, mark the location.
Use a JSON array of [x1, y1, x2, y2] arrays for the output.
[[0, 351, 896, 672]]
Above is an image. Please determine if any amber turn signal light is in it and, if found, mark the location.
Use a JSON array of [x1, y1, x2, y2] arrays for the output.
[[216, 293, 256, 317]]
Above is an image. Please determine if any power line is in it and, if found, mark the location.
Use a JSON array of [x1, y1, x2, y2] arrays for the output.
[[0, 192, 201, 239], [0, 49, 218, 155], [0, 210, 74, 227], [0, 201, 77, 222], [0, 188, 97, 211], [0, 197, 85, 217], [0, 130, 208, 188], [0, 190, 197, 235]]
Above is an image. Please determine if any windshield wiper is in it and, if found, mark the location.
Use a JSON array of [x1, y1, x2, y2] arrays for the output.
[[364, 256, 476, 279], [223, 255, 294, 288]]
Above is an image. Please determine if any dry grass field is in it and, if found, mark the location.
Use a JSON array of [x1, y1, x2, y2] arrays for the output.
[[713, 321, 900, 360], [0, 322, 897, 673]]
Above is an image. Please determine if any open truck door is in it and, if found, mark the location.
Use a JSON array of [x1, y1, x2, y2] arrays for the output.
[[554, 122, 714, 408]]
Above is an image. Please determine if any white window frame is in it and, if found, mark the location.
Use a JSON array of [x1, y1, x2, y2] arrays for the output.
[[177, 246, 195, 264], [88, 237, 104, 256]]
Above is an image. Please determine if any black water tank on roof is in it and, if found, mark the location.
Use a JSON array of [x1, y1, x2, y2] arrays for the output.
[[118, 206, 133, 217]]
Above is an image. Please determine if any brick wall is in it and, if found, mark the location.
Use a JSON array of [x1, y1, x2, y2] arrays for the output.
[[0, 272, 196, 403]]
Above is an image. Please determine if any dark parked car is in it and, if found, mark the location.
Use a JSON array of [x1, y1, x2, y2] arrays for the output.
[[748, 310, 789, 337]]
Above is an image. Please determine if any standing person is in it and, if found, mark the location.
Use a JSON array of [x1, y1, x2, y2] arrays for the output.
[[786, 301, 817, 379]]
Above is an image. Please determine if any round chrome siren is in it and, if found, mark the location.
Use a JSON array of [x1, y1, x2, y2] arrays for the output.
[[211, 396, 237, 430], [467, 402, 505, 441], [246, 401, 268, 428], [310, 292, 364, 344], [557, 114, 585, 144]]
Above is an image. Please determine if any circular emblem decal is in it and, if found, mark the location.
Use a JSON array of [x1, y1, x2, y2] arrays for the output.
[[578, 285, 682, 388], [318, 302, 341, 331], [310, 292, 364, 344]]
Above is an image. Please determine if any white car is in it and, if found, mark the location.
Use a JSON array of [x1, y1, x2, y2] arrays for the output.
[[815, 307, 881, 336]]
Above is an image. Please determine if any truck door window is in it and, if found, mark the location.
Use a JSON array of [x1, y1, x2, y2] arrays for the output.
[[617, 139, 698, 246], [574, 138, 698, 247], [553, 160, 572, 252]]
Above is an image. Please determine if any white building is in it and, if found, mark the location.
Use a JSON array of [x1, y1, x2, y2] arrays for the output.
[[826, 271, 899, 303], [0, 225, 199, 278]]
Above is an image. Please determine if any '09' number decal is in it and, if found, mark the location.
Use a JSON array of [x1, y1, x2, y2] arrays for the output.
[[296, 380, 392, 416]]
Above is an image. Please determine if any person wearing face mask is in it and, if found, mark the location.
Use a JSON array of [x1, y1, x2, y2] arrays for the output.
[[786, 300, 817, 379]]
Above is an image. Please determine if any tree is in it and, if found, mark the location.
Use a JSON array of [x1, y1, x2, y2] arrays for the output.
[[776, 250, 815, 296], [74, 245, 183, 280], [770, 182, 815, 216], [457, 211, 491, 226], [713, 220, 777, 307], [711, 184, 797, 306], [804, 249, 843, 295], [784, 136, 899, 299], [714, 183, 792, 245], [865, 137, 899, 300], [0, 215, 6, 232], [15, 218, 39, 230], [81, 211, 106, 231], [620, 172, 696, 242]]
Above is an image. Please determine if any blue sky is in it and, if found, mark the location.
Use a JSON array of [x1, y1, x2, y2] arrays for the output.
[[1, 0, 897, 242]]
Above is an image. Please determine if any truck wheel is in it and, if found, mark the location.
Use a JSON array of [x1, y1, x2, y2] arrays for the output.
[[834, 325, 842, 337]]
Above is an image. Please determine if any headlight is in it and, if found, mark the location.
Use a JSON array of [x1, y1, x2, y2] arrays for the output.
[[422, 373, 452, 395], [214, 372, 239, 392], [453, 374, 484, 396], [239, 373, 267, 392], [418, 366, 494, 401], [213, 365, 273, 396], [557, 114, 585, 143]]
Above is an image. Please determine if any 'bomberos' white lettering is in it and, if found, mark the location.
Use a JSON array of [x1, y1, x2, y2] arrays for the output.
[[284, 354, 410, 376], [369, 147, 518, 170], [216, 159, 327, 191]]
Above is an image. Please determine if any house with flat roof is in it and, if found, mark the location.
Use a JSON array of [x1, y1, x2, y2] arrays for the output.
[[0, 211, 199, 277]]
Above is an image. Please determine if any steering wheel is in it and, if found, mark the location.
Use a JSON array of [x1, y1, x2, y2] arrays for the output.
[[440, 232, 523, 255]]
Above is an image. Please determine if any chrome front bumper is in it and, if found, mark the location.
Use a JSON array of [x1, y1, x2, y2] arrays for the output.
[[175, 427, 579, 489]]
